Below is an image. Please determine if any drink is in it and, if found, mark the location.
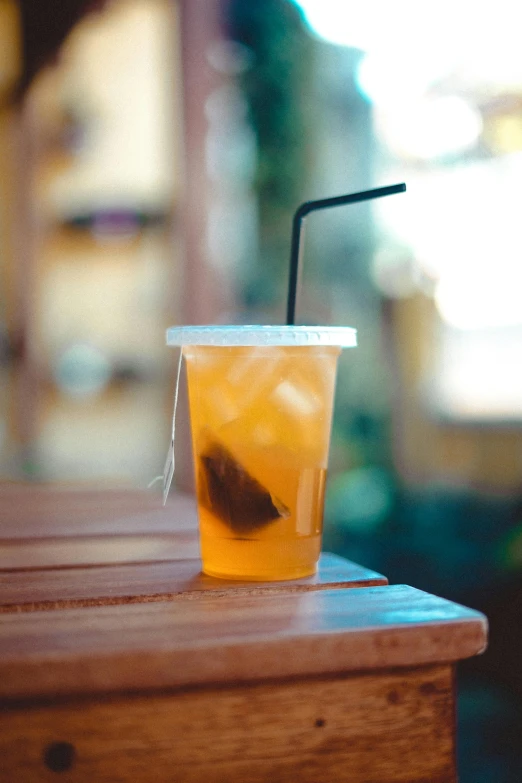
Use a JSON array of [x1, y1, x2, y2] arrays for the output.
[[167, 326, 356, 581]]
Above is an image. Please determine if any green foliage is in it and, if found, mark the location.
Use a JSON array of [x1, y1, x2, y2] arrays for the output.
[[227, 0, 312, 211], [227, 0, 315, 308]]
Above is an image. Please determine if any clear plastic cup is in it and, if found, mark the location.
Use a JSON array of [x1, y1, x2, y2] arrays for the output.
[[167, 325, 357, 581]]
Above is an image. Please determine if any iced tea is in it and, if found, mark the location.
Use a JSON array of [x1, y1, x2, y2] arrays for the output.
[[183, 344, 341, 580]]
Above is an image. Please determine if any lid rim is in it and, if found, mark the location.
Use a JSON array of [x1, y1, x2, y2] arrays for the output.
[[166, 325, 357, 348]]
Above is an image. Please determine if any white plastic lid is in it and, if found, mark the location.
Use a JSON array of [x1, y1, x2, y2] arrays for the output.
[[166, 325, 357, 347]]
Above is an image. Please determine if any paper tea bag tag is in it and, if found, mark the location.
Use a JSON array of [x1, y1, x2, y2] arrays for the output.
[[162, 441, 175, 506], [162, 347, 183, 505]]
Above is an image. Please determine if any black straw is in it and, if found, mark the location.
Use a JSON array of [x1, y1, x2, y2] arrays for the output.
[[286, 183, 406, 325]]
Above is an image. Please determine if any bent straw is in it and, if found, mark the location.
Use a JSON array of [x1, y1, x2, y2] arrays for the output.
[[286, 182, 406, 325]]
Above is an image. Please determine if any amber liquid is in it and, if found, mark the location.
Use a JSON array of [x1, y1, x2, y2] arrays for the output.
[[184, 345, 340, 580]]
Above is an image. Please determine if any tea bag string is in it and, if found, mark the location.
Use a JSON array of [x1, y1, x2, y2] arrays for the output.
[[148, 346, 183, 504], [170, 345, 183, 443]]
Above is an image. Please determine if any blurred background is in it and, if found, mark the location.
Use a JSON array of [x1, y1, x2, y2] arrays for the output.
[[1, 0, 522, 778]]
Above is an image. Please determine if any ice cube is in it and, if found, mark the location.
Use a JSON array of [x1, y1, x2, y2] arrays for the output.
[[212, 389, 239, 422], [226, 347, 278, 384], [272, 380, 321, 417], [251, 422, 277, 447]]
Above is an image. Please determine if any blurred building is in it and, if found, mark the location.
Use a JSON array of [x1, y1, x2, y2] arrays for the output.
[[0, 0, 238, 485]]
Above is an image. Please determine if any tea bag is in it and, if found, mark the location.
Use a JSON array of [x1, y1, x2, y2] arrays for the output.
[[199, 440, 289, 534]]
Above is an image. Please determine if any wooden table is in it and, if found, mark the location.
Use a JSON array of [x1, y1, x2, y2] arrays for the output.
[[0, 484, 488, 783]]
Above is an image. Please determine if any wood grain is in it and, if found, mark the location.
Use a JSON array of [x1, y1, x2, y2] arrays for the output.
[[0, 532, 200, 571], [0, 664, 456, 783], [0, 584, 487, 701], [0, 487, 487, 782], [0, 485, 198, 538], [0, 553, 387, 611]]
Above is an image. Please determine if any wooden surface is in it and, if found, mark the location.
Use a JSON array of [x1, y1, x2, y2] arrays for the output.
[[0, 553, 387, 612], [0, 486, 201, 568], [0, 485, 199, 537], [0, 532, 200, 570], [0, 664, 455, 783], [0, 484, 388, 606], [0, 583, 487, 701], [0, 483, 488, 783]]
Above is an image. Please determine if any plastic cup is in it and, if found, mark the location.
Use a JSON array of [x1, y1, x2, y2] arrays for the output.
[[167, 325, 357, 581]]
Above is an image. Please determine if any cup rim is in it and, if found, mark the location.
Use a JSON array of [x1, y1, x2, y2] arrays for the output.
[[166, 325, 357, 347]]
